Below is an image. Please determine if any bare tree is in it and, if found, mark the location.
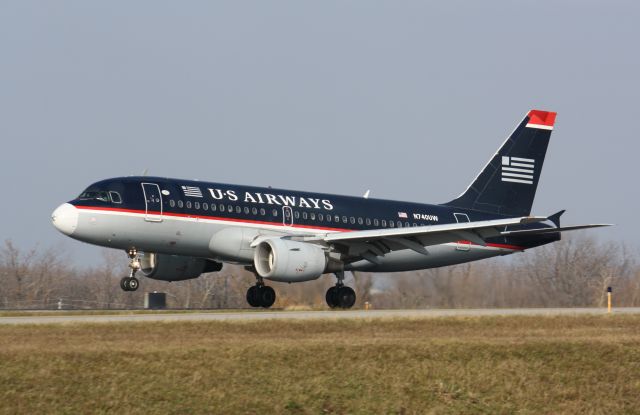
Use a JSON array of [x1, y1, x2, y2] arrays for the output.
[[0, 235, 638, 310]]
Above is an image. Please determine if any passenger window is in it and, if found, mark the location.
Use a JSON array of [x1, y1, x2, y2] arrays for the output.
[[374, 219, 379, 226], [335, 215, 340, 222], [211, 203, 217, 212], [228, 205, 233, 212], [203, 203, 208, 211], [178, 200, 184, 208], [302, 212, 307, 220], [381, 220, 386, 227], [194, 202, 200, 209], [244, 207, 249, 214], [252, 207, 258, 215], [326, 215, 331, 222], [413, 223, 417, 227], [310, 212, 316, 221], [365, 218, 371, 226], [390, 221, 395, 228], [169, 200, 175, 208], [342, 216, 348, 224], [319, 213, 324, 221], [260, 208, 266, 216], [273, 209, 278, 217], [358, 217, 363, 225], [109, 191, 122, 204], [397, 221, 402, 228], [236, 206, 241, 214], [186, 201, 192, 209], [404, 222, 410, 227], [219, 204, 225, 212], [295, 211, 300, 219]]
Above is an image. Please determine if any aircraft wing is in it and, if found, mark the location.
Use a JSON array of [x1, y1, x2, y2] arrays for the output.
[[316, 216, 547, 260], [500, 224, 612, 236]]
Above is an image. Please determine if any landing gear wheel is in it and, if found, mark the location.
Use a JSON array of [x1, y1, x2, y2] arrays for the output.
[[120, 248, 142, 292], [259, 286, 276, 308], [246, 286, 260, 307], [120, 277, 130, 291], [246, 285, 276, 308], [337, 286, 356, 309], [326, 286, 339, 308]]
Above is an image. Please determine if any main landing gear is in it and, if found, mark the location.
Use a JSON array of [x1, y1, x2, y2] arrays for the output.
[[121, 248, 140, 292], [246, 278, 276, 308], [326, 271, 356, 309]]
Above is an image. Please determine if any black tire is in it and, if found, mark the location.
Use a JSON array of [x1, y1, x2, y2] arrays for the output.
[[128, 277, 139, 291], [246, 286, 260, 307], [259, 286, 276, 308], [325, 286, 339, 308], [337, 286, 356, 309], [120, 277, 130, 291]]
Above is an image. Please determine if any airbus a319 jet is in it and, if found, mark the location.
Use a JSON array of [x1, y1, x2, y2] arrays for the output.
[[52, 110, 608, 309]]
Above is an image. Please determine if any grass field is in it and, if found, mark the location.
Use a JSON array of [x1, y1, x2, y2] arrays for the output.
[[1, 315, 639, 414]]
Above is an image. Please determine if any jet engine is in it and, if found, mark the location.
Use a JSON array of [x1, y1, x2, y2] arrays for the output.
[[139, 252, 222, 282], [253, 238, 327, 282]]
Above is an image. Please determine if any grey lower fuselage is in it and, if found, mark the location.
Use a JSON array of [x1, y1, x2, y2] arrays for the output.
[[69, 203, 516, 274]]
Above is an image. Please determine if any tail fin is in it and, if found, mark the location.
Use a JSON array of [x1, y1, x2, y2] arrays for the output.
[[444, 110, 556, 217]]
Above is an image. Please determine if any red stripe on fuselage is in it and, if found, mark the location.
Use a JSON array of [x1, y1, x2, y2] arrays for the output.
[[74, 205, 526, 251], [74, 205, 351, 232]]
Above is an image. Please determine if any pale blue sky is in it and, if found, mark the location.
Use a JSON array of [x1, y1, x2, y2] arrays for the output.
[[0, 1, 637, 265]]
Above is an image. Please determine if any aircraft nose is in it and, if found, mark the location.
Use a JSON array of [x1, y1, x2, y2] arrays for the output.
[[51, 203, 79, 236]]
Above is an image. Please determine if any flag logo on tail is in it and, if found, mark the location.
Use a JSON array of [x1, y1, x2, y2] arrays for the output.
[[181, 185, 203, 198], [501, 156, 534, 185], [398, 212, 408, 218]]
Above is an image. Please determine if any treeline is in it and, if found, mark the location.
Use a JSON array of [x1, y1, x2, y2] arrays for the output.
[[0, 235, 638, 309]]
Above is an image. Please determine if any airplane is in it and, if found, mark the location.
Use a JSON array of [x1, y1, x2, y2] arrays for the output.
[[51, 110, 609, 309]]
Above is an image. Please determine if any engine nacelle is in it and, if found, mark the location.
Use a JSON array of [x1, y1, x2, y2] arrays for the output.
[[253, 238, 327, 282], [139, 252, 222, 282]]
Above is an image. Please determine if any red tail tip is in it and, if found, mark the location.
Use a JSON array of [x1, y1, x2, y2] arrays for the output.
[[527, 110, 557, 127]]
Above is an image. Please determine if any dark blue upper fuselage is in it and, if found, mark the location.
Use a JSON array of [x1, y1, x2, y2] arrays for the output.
[[67, 176, 560, 250]]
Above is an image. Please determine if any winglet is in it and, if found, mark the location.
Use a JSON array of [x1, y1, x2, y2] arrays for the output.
[[547, 210, 566, 227], [527, 110, 557, 130]]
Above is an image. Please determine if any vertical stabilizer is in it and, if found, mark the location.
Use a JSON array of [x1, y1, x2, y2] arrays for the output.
[[444, 110, 556, 217]]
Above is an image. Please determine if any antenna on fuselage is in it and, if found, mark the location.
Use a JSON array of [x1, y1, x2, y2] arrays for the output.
[[363, 189, 370, 199], [141, 168, 149, 177]]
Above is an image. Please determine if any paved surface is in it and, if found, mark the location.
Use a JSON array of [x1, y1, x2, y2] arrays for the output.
[[1, 308, 639, 325]]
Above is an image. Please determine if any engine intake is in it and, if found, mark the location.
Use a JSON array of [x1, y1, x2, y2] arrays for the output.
[[139, 252, 222, 281], [254, 238, 327, 282]]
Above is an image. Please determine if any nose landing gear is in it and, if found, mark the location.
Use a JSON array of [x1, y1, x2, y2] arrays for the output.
[[121, 248, 141, 292]]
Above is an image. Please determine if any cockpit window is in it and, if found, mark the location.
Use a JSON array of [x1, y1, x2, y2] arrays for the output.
[[109, 191, 122, 204], [78, 190, 111, 202]]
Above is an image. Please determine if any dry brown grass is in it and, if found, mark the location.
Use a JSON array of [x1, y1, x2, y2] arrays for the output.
[[1, 315, 639, 414]]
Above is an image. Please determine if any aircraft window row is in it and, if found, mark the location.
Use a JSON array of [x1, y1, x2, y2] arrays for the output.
[[168, 199, 272, 216], [165, 199, 422, 227]]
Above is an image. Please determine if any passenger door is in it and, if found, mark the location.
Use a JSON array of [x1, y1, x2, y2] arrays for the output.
[[142, 183, 163, 222]]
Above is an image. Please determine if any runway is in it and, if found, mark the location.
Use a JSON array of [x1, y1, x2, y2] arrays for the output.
[[1, 307, 639, 325]]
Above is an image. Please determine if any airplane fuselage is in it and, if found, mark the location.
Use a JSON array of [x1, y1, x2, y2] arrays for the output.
[[53, 176, 558, 273]]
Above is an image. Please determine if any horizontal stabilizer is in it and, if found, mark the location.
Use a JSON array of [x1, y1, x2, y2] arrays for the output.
[[500, 224, 612, 236]]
